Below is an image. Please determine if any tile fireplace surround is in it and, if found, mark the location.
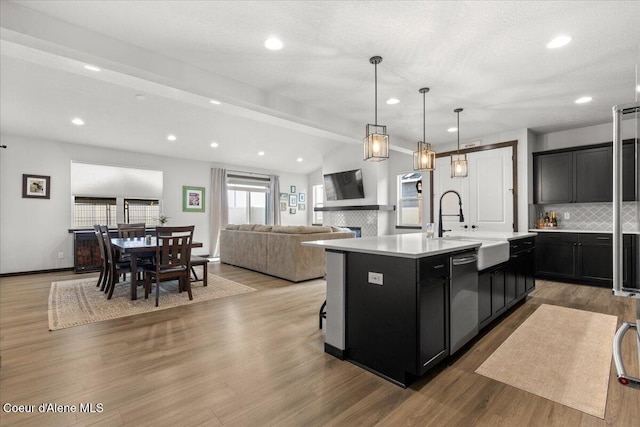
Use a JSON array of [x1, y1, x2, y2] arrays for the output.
[[322, 210, 379, 237]]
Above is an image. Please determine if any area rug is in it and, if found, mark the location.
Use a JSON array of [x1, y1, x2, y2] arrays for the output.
[[475, 304, 618, 419], [48, 270, 256, 331]]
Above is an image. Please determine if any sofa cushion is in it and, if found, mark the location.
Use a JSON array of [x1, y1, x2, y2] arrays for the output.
[[238, 224, 258, 231], [254, 225, 272, 232], [225, 224, 240, 230], [330, 226, 353, 233], [272, 225, 333, 234]]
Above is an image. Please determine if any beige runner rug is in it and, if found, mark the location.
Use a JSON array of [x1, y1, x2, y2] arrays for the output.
[[475, 304, 618, 419], [48, 269, 256, 331]]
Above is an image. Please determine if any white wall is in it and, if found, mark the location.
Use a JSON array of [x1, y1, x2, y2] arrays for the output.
[[0, 134, 310, 274], [534, 118, 638, 152]]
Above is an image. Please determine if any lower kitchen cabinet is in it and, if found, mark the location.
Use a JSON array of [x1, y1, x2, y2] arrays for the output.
[[535, 232, 637, 288], [346, 252, 450, 386], [479, 237, 535, 331], [478, 265, 506, 329]]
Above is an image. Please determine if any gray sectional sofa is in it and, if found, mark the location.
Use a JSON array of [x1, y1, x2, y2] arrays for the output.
[[220, 224, 355, 282]]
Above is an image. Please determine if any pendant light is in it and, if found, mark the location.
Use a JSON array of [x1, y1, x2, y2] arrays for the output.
[[451, 108, 468, 177], [413, 87, 436, 171], [363, 56, 389, 162]]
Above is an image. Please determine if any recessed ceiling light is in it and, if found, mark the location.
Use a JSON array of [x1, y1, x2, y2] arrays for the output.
[[84, 65, 101, 72], [210, 142, 219, 148], [258, 151, 265, 156], [447, 127, 457, 133], [386, 98, 400, 105], [296, 157, 303, 162], [210, 99, 221, 105], [547, 35, 572, 49], [135, 93, 146, 101], [264, 37, 283, 50], [71, 117, 85, 126], [636, 84, 640, 93], [167, 134, 177, 141], [575, 96, 592, 104]]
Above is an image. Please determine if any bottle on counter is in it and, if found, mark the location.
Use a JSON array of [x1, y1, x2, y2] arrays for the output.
[[551, 211, 558, 227], [544, 212, 550, 227]]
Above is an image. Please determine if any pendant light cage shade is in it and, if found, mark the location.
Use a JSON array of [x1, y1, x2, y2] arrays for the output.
[[413, 141, 436, 171], [451, 154, 468, 177], [363, 56, 389, 162], [451, 107, 468, 177], [413, 87, 435, 171], [364, 124, 390, 161]]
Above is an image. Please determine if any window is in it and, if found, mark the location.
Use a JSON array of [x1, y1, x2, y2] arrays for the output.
[[124, 198, 160, 225], [227, 173, 270, 225], [73, 197, 117, 227], [397, 173, 422, 227], [312, 184, 323, 225]]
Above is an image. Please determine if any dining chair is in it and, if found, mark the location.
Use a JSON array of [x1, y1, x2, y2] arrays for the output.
[[101, 225, 137, 299], [117, 223, 146, 239], [144, 225, 194, 307], [93, 224, 108, 291]]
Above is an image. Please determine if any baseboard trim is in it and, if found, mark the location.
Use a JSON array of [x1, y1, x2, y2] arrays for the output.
[[324, 343, 345, 359], [0, 267, 74, 278]]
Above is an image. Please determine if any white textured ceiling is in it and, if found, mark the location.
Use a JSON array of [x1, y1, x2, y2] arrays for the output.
[[1, 1, 639, 174]]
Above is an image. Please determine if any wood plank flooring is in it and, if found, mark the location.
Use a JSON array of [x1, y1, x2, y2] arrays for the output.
[[1, 264, 639, 426]]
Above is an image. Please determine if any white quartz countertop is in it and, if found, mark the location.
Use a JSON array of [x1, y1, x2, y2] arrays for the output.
[[302, 233, 480, 259], [444, 231, 537, 240], [529, 228, 640, 235]]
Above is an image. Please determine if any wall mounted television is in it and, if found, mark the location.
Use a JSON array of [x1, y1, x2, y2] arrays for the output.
[[324, 169, 365, 201]]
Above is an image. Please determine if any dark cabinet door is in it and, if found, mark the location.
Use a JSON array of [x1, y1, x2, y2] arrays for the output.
[[534, 152, 573, 203], [623, 140, 638, 202], [536, 234, 578, 280], [578, 234, 613, 285], [418, 277, 449, 375], [492, 267, 507, 315], [505, 257, 518, 307], [574, 146, 613, 202], [478, 271, 492, 327], [524, 248, 536, 292]]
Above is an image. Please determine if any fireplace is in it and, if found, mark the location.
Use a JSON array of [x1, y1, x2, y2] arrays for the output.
[[345, 227, 362, 238]]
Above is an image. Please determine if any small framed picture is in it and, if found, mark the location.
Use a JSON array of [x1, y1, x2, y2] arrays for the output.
[[22, 174, 50, 199], [182, 185, 205, 212], [290, 208, 296, 214], [299, 203, 306, 211], [280, 201, 287, 211], [298, 193, 306, 202], [289, 194, 297, 206], [280, 192, 288, 201], [290, 185, 296, 193]]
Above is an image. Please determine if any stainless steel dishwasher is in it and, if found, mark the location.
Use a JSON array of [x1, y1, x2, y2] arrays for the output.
[[450, 251, 479, 354]]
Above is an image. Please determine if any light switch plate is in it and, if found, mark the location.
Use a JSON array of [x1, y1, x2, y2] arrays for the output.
[[564, 212, 570, 220], [368, 272, 383, 285]]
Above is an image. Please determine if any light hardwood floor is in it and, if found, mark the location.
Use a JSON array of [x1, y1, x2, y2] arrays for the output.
[[1, 263, 639, 426]]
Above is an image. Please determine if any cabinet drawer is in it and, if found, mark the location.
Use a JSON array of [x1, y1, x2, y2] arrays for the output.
[[419, 255, 450, 280], [509, 237, 536, 254], [579, 233, 612, 244], [535, 232, 578, 243]]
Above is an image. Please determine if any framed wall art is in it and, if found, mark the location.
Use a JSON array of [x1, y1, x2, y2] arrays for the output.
[[298, 193, 305, 202], [289, 208, 296, 214], [22, 174, 50, 199], [280, 201, 287, 211], [290, 185, 296, 193], [182, 186, 205, 212], [289, 194, 297, 206]]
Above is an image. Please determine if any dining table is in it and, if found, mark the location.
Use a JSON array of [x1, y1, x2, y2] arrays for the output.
[[111, 237, 203, 300]]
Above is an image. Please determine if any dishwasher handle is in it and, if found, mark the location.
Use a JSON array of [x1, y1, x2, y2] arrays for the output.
[[451, 254, 478, 266]]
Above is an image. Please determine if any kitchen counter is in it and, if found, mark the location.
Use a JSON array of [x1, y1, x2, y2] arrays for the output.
[[530, 228, 640, 235], [444, 231, 538, 240], [303, 233, 480, 258]]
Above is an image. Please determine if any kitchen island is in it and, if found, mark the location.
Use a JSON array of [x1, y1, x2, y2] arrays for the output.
[[304, 231, 536, 387]]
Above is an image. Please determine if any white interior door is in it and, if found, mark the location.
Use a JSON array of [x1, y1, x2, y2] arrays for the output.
[[433, 146, 513, 235], [468, 147, 513, 232]]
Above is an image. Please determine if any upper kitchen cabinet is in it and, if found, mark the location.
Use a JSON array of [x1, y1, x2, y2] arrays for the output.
[[533, 139, 638, 204]]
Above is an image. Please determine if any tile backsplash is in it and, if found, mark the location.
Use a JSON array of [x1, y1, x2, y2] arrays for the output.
[[530, 202, 638, 232]]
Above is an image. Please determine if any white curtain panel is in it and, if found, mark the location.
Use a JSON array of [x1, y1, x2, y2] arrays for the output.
[[269, 175, 281, 225], [210, 168, 229, 258]]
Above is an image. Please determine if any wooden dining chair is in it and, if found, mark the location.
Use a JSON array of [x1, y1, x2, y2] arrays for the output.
[[101, 225, 137, 299], [144, 225, 194, 307], [93, 224, 109, 291], [117, 223, 146, 239]]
